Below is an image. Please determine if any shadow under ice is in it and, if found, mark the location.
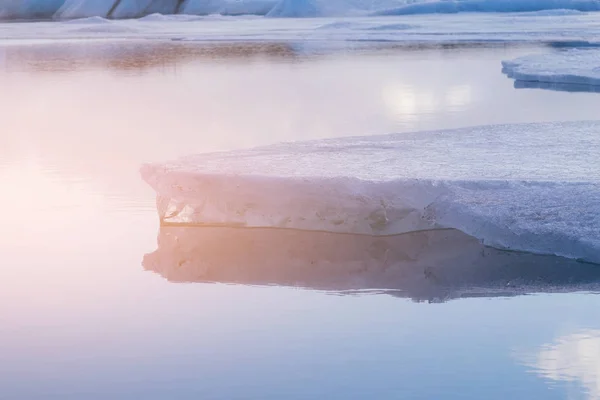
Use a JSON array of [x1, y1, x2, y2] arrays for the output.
[[143, 227, 600, 303], [513, 79, 600, 93]]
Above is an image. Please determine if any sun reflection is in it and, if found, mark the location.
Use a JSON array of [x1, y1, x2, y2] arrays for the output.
[[521, 330, 600, 400], [382, 83, 473, 121], [382, 84, 438, 118], [445, 84, 472, 108], [0, 156, 103, 242]]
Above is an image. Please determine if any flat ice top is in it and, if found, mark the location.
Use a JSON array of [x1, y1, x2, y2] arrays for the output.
[[164, 121, 600, 182], [2, 13, 600, 46], [503, 49, 600, 88], [142, 121, 600, 263]]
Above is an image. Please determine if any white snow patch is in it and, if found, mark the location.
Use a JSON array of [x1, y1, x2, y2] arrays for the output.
[[138, 13, 201, 22], [61, 15, 111, 24], [141, 121, 600, 263], [502, 49, 600, 87], [68, 24, 139, 33]]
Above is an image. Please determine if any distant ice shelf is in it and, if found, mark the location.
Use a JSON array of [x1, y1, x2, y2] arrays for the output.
[[3, 0, 600, 20], [373, 0, 600, 15], [141, 121, 600, 264], [502, 49, 600, 90]]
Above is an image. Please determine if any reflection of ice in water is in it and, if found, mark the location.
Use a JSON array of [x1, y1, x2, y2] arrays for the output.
[[525, 330, 600, 399]]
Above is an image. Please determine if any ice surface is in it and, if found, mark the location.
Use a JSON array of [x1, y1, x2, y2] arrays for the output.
[[374, 0, 600, 15], [111, 0, 179, 19], [502, 49, 600, 88], [267, 0, 319, 17], [179, 0, 223, 15], [0, 0, 65, 19], [509, 8, 587, 15], [137, 13, 201, 22], [266, 0, 403, 17], [3, 12, 600, 45], [182, 0, 278, 16], [5, 0, 600, 20], [61, 15, 111, 23], [141, 121, 600, 263], [55, 0, 115, 19], [144, 227, 600, 302]]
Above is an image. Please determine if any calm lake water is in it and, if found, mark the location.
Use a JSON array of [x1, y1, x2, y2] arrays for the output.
[[1, 40, 600, 400]]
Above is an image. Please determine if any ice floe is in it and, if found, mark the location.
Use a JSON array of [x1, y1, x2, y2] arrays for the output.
[[503, 49, 600, 89], [141, 121, 600, 263]]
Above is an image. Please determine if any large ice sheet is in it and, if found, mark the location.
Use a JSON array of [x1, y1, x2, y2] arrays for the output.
[[144, 227, 600, 302], [502, 49, 600, 88], [5, 0, 600, 20], [374, 0, 600, 15], [3, 12, 600, 45], [141, 121, 600, 263]]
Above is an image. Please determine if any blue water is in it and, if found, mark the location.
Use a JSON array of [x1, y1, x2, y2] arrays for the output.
[[1, 41, 600, 400]]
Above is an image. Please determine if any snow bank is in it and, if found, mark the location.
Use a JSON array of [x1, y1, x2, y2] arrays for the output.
[[141, 121, 600, 264], [137, 13, 201, 22], [61, 15, 111, 23], [374, 0, 600, 15], [502, 49, 600, 88], [144, 226, 600, 302]]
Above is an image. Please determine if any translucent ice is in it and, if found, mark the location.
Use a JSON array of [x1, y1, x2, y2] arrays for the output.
[[141, 121, 600, 263]]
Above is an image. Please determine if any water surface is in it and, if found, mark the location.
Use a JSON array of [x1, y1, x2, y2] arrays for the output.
[[1, 41, 600, 399]]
